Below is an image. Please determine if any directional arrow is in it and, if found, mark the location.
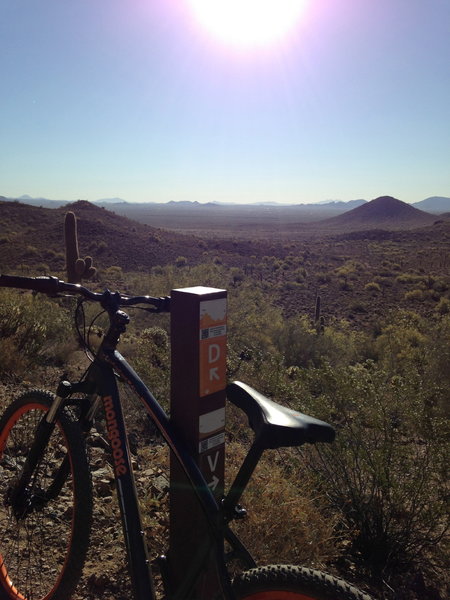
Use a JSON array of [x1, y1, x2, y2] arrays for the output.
[[207, 475, 220, 491]]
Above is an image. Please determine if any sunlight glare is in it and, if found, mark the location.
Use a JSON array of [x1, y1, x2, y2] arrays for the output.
[[188, 0, 308, 48]]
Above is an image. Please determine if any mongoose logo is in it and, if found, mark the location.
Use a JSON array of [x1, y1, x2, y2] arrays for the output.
[[103, 396, 127, 476]]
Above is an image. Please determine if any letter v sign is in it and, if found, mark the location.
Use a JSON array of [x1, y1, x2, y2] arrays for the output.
[[207, 451, 219, 473]]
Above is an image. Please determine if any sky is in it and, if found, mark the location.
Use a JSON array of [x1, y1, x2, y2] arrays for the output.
[[1, 0, 449, 205]]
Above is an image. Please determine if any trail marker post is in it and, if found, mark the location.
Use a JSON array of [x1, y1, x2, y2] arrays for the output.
[[169, 286, 227, 591]]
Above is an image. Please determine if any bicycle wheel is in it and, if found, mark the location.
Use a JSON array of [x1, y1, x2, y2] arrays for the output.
[[0, 390, 93, 600], [233, 565, 374, 600]]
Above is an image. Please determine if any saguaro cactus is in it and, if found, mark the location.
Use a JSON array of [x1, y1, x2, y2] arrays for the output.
[[64, 211, 97, 283], [315, 294, 324, 334]]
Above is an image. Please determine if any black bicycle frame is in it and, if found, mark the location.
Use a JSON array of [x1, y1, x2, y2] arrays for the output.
[[83, 345, 236, 600]]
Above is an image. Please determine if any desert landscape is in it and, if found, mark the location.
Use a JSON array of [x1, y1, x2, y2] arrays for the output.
[[0, 196, 449, 599]]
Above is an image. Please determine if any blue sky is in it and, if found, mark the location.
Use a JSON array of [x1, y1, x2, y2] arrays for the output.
[[1, 0, 449, 204]]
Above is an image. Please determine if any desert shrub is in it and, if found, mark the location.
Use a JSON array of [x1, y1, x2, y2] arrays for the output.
[[230, 267, 244, 286], [404, 288, 426, 302], [175, 256, 188, 268], [271, 259, 282, 272], [338, 278, 353, 291], [435, 296, 450, 315], [227, 285, 283, 358], [293, 267, 307, 282], [396, 273, 424, 285], [283, 281, 305, 292], [97, 240, 108, 253], [430, 277, 449, 293], [276, 316, 367, 369], [376, 268, 396, 277], [300, 361, 449, 585], [335, 260, 366, 280], [316, 271, 331, 284], [373, 275, 393, 288], [133, 326, 170, 410], [374, 311, 427, 375], [102, 265, 124, 287], [349, 301, 368, 314], [364, 281, 382, 293], [0, 289, 72, 376], [418, 313, 450, 414], [23, 245, 39, 257]]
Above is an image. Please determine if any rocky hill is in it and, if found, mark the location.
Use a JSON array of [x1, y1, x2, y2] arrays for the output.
[[0, 200, 210, 274]]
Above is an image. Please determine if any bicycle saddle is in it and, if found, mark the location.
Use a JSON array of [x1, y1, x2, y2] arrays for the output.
[[226, 381, 335, 449]]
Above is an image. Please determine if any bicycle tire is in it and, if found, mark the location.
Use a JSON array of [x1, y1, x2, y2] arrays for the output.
[[0, 390, 93, 600], [233, 565, 374, 600]]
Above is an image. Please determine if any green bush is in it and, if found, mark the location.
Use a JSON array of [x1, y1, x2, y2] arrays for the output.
[[275, 316, 369, 369], [435, 296, 450, 315], [404, 288, 426, 302], [133, 326, 170, 410], [175, 256, 188, 267], [301, 361, 449, 581], [0, 289, 72, 375], [364, 281, 382, 293]]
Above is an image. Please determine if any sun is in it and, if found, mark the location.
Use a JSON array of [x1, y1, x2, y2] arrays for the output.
[[188, 0, 308, 49]]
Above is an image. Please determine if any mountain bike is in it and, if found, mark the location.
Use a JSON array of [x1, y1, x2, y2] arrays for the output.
[[0, 274, 374, 600]]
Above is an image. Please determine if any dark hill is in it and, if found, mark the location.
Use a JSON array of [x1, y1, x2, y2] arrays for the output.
[[0, 200, 210, 274], [315, 196, 436, 231]]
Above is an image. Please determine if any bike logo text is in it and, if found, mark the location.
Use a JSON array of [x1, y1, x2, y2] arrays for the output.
[[103, 396, 128, 477]]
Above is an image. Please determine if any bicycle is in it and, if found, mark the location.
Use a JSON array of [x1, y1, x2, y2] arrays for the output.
[[0, 274, 374, 600]]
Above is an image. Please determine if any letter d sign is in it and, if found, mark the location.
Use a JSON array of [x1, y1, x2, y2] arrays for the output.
[[199, 298, 227, 397]]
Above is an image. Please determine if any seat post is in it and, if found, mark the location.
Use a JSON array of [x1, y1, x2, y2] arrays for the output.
[[223, 442, 264, 520]]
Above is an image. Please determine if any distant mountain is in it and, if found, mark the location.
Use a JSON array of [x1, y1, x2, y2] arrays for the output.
[[318, 196, 436, 231], [412, 197, 450, 213], [1, 195, 127, 208], [94, 198, 127, 205], [5, 196, 71, 208]]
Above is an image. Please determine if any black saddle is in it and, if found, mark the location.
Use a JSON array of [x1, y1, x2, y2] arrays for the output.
[[226, 381, 335, 450]]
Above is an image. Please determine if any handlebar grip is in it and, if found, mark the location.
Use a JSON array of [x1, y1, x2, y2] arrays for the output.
[[0, 275, 62, 294]]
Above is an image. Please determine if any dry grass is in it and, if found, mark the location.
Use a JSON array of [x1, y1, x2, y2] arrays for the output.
[[225, 441, 339, 569]]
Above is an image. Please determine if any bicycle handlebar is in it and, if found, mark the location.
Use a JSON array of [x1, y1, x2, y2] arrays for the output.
[[0, 274, 170, 312]]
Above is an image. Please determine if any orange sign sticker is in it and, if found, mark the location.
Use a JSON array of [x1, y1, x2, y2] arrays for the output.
[[199, 298, 227, 397]]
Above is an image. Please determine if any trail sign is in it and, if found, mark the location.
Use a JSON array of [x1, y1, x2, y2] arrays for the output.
[[169, 286, 227, 592]]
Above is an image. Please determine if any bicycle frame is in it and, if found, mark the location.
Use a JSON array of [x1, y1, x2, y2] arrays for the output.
[[76, 341, 238, 600]]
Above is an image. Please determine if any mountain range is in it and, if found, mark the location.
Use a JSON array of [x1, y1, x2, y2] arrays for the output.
[[2, 194, 450, 215], [1, 196, 450, 285]]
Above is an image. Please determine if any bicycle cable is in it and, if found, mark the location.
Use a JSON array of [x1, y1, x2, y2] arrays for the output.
[[74, 298, 104, 363]]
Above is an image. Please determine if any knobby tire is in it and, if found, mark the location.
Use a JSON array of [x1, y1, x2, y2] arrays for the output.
[[0, 390, 93, 600], [233, 565, 374, 600]]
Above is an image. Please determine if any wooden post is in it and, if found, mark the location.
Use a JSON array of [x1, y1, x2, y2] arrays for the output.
[[169, 286, 227, 592]]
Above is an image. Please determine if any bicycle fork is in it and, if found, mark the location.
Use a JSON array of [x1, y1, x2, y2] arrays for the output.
[[7, 394, 66, 519], [6, 381, 92, 520]]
